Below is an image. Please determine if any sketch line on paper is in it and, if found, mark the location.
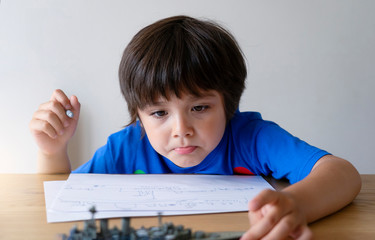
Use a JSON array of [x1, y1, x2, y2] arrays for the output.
[[48, 174, 273, 214], [50, 195, 252, 213], [50, 184, 254, 212]]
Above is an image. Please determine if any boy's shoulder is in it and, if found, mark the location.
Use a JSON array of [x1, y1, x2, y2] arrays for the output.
[[231, 111, 275, 128], [229, 110, 280, 138], [107, 121, 143, 143], [232, 111, 262, 121]]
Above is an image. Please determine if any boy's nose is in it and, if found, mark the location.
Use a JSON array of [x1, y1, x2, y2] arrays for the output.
[[172, 114, 193, 138]]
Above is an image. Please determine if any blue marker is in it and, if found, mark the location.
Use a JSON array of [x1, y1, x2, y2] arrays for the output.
[[66, 109, 74, 118]]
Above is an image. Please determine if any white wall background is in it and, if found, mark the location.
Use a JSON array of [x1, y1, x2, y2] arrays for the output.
[[0, 0, 374, 174]]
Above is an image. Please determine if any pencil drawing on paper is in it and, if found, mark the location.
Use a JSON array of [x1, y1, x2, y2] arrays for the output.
[[48, 174, 272, 214]]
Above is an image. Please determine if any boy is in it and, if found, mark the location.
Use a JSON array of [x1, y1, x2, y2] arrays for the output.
[[30, 16, 361, 240]]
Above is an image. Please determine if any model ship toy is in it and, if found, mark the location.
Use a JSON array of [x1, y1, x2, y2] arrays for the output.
[[59, 206, 243, 240]]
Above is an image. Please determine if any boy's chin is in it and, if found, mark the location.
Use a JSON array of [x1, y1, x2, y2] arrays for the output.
[[169, 156, 204, 168]]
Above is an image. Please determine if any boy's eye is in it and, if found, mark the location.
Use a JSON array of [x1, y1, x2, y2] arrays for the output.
[[192, 105, 208, 112], [151, 111, 167, 117]]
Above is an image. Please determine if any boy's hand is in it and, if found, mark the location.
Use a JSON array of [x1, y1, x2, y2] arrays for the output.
[[29, 89, 81, 156], [241, 189, 312, 240]]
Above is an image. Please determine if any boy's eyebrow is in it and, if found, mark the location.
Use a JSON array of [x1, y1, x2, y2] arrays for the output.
[[148, 101, 167, 106], [143, 99, 168, 108], [144, 91, 218, 107], [188, 92, 218, 101]]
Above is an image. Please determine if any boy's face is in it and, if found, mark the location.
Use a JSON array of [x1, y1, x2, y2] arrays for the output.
[[137, 90, 226, 168]]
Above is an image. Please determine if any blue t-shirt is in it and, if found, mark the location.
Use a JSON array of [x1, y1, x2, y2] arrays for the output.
[[73, 111, 329, 184]]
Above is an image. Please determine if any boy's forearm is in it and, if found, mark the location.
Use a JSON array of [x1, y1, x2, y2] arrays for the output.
[[283, 155, 361, 223], [37, 149, 72, 174]]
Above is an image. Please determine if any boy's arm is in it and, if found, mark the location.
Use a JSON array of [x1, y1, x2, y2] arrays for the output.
[[241, 155, 361, 240], [29, 89, 81, 174], [37, 147, 71, 174], [284, 155, 361, 223]]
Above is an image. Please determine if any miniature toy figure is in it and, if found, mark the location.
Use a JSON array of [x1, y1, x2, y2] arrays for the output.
[[59, 206, 243, 240]]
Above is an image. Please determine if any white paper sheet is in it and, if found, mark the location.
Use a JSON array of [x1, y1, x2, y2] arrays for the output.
[[44, 174, 273, 223]]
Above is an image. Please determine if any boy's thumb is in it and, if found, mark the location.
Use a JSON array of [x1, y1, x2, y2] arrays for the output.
[[69, 95, 81, 119]]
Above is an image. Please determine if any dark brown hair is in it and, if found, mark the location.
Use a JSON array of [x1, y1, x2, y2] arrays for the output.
[[119, 15, 247, 126]]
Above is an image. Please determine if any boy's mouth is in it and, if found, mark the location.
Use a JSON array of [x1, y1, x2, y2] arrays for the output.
[[174, 146, 197, 154]]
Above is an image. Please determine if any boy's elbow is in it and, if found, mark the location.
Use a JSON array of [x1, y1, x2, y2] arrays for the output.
[[340, 157, 362, 201], [314, 155, 362, 201], [351, 163, 362, 200]]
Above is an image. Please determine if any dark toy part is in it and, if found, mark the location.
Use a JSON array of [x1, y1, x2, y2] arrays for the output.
[[59, 206, 244, 240]]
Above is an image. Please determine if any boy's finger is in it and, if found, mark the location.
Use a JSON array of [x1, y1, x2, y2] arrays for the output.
[[33, 109, 66, 136], [68, 95, 81, 120], [50, 89, 72, 110], [248, 189, 279, 211], [240, 228, 254, 240], [30, 118, 59, 139], [246, 204, 285, 239], [263, 213, 301, 240], [295, 225, 313, 240], [39, 101, 71, 128]]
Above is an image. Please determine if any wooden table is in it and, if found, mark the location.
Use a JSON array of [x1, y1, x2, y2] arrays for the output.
[[0, 174, 374, 240]]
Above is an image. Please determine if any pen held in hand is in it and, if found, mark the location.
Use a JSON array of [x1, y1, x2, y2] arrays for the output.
[[66, 110, 74, 118]]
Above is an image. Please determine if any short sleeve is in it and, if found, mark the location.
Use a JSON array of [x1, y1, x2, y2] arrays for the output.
[[72, 142, 118, 174], [72, 122, 147, 174], [254, 123, 330, 183]]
